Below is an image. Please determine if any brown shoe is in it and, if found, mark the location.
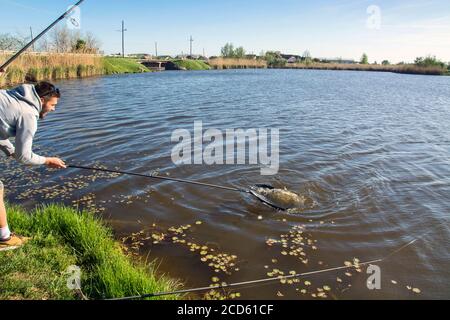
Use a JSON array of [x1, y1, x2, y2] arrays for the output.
[[0, 233, 31, 252]]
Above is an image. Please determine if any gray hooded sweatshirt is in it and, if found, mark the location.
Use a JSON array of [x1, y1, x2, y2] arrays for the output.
[[0, 84, 46, 166]]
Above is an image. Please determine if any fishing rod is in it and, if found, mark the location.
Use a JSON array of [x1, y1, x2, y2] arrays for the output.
[[68, 165, 248, 194], [0, 0, 86, 72], [68, 165, 302, 211]]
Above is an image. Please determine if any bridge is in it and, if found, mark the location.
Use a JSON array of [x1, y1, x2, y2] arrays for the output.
[[139, 60, 182, 71], [139, 60, 167, 71]]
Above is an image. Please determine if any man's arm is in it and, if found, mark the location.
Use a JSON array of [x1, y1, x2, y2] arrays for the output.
[[15, 113, 46, 165], [15, 113, 66, 168]]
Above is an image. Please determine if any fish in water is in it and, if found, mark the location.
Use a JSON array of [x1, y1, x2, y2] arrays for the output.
[[253, 185, 306, 210]]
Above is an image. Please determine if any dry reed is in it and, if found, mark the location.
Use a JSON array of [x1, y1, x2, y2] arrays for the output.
[[208, 58, 267, 70], [283, 62, 447, 76], [0, 51, 104, 88]]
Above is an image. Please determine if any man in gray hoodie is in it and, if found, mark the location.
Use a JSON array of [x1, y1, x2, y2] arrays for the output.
[[0, 80, 67, 250]]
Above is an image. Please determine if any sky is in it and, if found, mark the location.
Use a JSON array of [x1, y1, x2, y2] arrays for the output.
[[0, 0, 449, 63]]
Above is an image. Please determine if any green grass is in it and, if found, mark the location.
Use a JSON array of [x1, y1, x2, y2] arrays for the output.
[[0, 204, 180, 300], [172, 59, 211, 71], [102, 57, 150, 74]]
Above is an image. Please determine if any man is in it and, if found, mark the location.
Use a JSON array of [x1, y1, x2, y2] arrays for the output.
[[0, 72, 67, 250]]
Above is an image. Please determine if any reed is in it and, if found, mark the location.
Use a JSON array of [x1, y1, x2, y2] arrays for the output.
[[0, 51, 104, 87], [208, 58, 267, 70], [283, 62, 448, 76]]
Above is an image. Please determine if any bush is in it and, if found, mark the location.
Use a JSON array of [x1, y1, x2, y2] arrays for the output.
[[414, 56, 446, 68], [265, 51, 287, 68]]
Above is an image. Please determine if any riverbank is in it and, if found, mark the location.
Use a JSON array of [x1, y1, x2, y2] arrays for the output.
[[103, 57, 150, 74], [170, 59, 211, 71], [283, 62, 449, 76], [0, 52, 150, 88], [0, 204, 179, 300], [2, 53, 447, 89], [209, 58, 267, 69]]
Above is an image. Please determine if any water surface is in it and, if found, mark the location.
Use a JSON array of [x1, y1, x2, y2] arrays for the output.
[[2, 69, 449, 299]]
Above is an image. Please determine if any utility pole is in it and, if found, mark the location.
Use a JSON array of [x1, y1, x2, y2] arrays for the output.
[[121, 20, 127, 58], [189, 35, 194, 57], [30, 27, 35, 52], [117, 20, 127, 58]]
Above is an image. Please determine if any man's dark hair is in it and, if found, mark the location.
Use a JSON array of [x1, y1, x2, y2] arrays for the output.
[[34, 81, 61, 99]]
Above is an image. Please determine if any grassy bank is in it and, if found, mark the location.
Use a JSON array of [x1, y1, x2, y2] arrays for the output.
[[209, 58, 267, 69], [0, 52, 150, 88], [283, 62, 448, 76], [171, 59, 211, 71], [102, 57, 150, 74], [0, 204, 179, 300]]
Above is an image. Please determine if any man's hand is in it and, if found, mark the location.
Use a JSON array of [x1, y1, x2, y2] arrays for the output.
[[45, 157, 67, 169], [0, 68, 6, 78]]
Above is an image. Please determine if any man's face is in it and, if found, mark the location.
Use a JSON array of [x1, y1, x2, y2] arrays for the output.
[[40, 97, 59, 119]]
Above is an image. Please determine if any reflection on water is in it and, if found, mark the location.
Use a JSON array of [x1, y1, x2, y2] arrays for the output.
[[2, 69, 450, 299]]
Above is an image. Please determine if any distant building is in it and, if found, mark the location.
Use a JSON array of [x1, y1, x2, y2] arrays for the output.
[[127, 53, 150, 59], [158, 55, 173, 60], [186, 54, 202, 60], [281, 54, 302, 61]]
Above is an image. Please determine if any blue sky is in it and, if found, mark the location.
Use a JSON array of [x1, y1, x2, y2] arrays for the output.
[[1, 0, 449, 63]]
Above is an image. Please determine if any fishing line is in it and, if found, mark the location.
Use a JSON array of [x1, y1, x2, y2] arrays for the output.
[[105, 236, 421, 301]]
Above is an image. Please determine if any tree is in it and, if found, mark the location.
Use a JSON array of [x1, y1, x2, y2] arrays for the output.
[[382, 60, 390, 65], [84, 32, 101, 53], [74, 39, 86, 52], [360, 53, 369, 64], [303, 50, 312, 64], [234, 46, 246, 58], [221, 43, 246, 58], [221, 43, 235, 58], [0, 33, 27, 51], [51, 26, 72, 53], [414, 55, 445, 68], [265, 51, 286, 68]]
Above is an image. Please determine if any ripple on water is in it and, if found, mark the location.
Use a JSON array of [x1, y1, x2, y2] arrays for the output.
[[3, 70, 450, 299]]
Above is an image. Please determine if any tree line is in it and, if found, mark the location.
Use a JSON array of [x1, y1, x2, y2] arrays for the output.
[[0, 26, 101, 54]]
